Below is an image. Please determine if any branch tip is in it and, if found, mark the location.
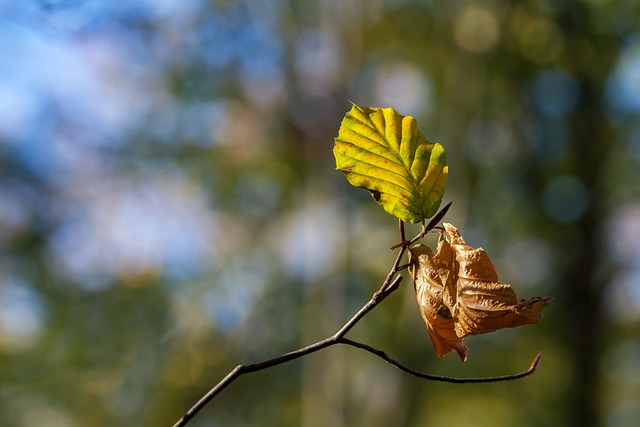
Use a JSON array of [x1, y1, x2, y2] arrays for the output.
[[425, 201, 452, 233], [530, 352, 543, 371]]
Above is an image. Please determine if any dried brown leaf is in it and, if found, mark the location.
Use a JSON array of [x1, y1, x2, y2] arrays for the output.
[[408, 223, 552, 361], [408, 244, 469, 361]]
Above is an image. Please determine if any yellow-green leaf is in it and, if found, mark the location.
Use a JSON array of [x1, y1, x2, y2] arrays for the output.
[[333, 104, 447, 223]]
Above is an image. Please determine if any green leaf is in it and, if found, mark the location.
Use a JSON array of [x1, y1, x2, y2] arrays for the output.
[[333, 104, 448, 224]]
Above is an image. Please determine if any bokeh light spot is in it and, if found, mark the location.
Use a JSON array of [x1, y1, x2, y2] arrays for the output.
[[454, 6, 500, 54], [542, 175, 590, 222], [466, 117, 518, 167], [511, 13, 565, 63], [605, 270, 640, 325], [500, 237, 552, 289], [294, 29, 341, 94], [604, 202, 640, 264], [531, 70, 580, 117], [0, 279, 44, 352], [606, 33, 640, 113], [373, 62, 431, 117]]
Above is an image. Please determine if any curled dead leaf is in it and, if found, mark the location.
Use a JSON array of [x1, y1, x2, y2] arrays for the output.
[[408, 223, 552, 361], [408, 244, 469, 361]]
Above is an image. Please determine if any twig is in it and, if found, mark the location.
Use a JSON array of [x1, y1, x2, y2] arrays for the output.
[[338, 337, 543, 383], [171, 202, 542, 426], [390, 201, 451, 249], [172, 275, 405, 427]]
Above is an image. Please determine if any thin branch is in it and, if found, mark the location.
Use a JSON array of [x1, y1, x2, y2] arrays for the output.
[[390, 201, 451, 249], [172, 202, 543, 427], [399, 218, 406, 243], [172, 336, 339, 427], [338, 337, 543, 383], [423, 201, 452, 238], [333, 275, 404, 338], [407, 201, 453, 246], [172, 275, 404, 427]]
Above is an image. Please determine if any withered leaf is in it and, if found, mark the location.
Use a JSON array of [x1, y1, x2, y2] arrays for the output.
[[408, 244, 469, 361], [408, 223, 551, 361]]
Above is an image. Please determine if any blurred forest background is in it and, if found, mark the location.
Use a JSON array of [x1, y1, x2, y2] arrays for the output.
[[1, 1, 640, 426]]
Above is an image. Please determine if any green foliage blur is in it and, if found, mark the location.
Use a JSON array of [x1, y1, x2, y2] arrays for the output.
[[1, 1, 639, 426]]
